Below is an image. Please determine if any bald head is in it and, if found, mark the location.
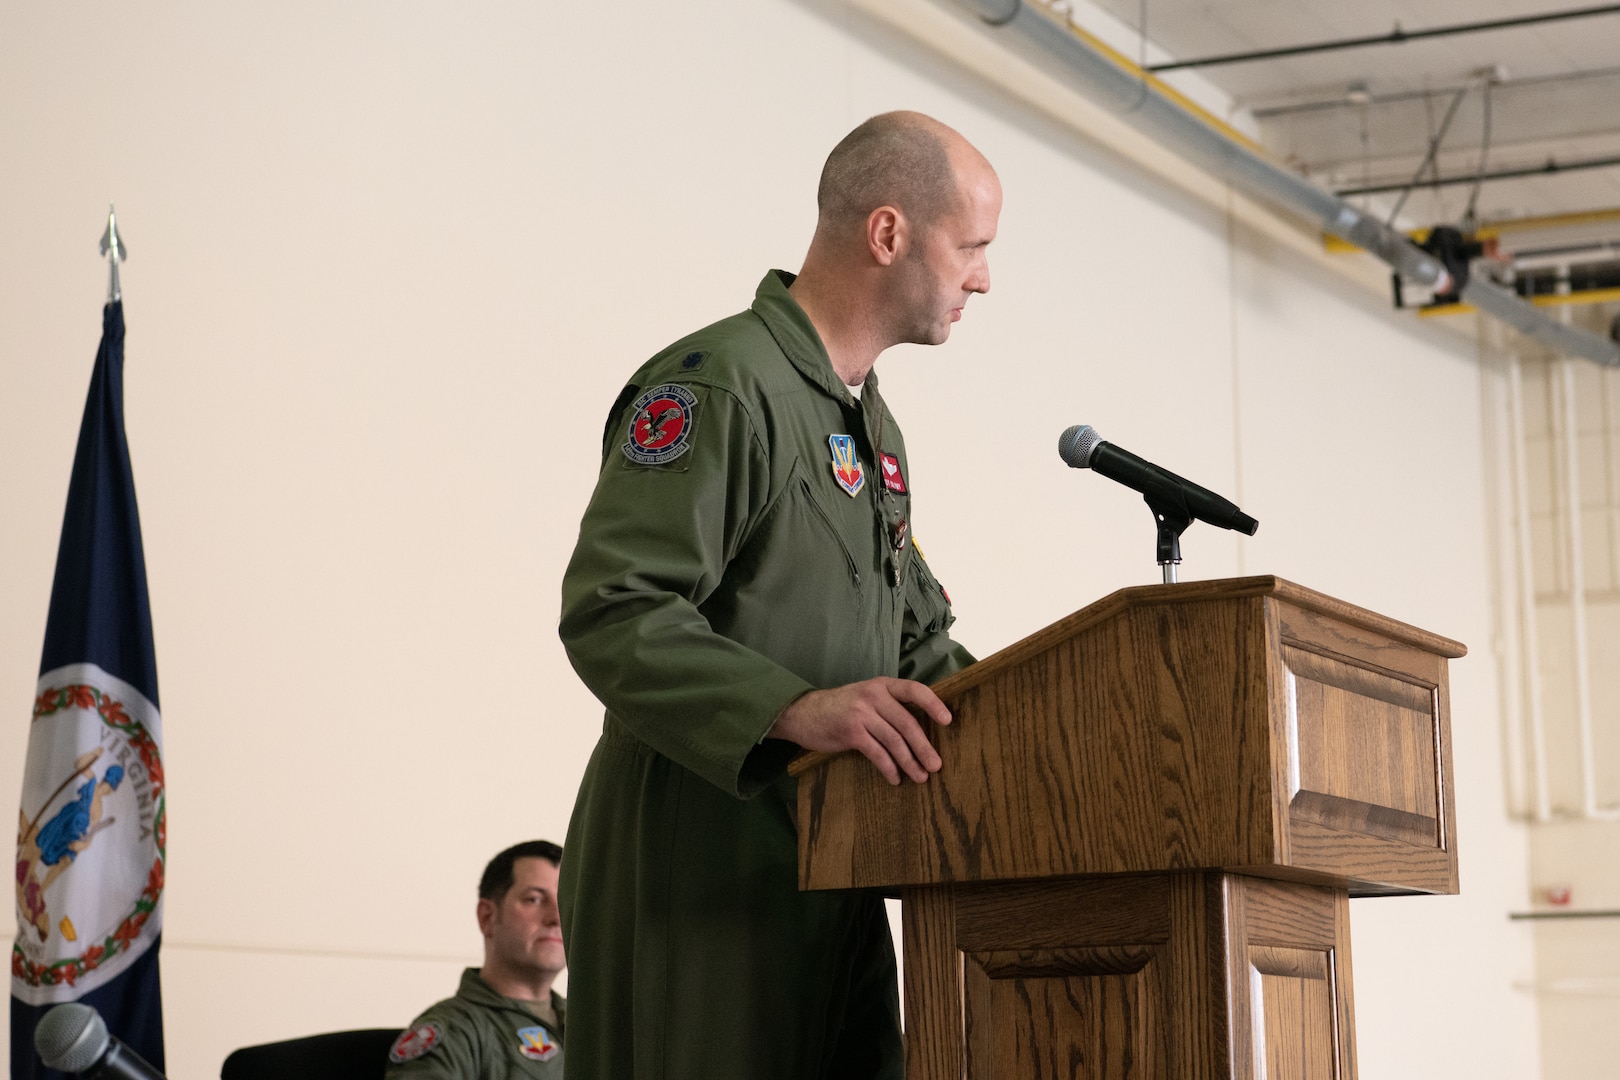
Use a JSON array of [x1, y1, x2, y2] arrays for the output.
[[792, 111, 1000, 380], [815, 111, 971, 236]]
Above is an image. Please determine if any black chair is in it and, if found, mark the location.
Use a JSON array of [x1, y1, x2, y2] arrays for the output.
[[220, 1028, 401, 1080]]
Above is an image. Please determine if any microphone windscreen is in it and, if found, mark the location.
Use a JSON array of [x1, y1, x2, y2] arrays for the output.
[[35, 1002, 109, 1073], [1058, 424, 1102, 469]]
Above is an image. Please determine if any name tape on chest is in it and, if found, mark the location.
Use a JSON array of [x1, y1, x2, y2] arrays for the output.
[[622, 384, 697, 466]]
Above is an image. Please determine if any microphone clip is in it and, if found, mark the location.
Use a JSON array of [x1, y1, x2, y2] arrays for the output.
[[1146, 495, 1193, 585]]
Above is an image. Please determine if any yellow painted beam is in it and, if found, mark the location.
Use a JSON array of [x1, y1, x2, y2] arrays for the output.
[[1490, 206, 1620, 235], [1325, 224, 1482, 252], [1033, 2, 1265, 155], [1416, 285, 1620, 317], [1325, 230, 1430, 253], [1324, 207, 1620, 254]]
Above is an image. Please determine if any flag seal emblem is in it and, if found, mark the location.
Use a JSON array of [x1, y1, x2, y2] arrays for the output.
[[879, 452, 907, 494], [12, 298, 167, 1067], [829, 434, 865, 497], [390, 1022, 444, 1063], [12, 663, 166, 1004], [622, 384, 698, 466], [517, 1025, 561, 1061]]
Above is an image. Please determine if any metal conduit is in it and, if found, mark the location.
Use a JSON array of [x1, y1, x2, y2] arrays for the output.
[[1145, 4, 1620, 74], [1335, 153, 1620, 198], [1458, 282, 1618, 361], [945, 0, 1620, 367]]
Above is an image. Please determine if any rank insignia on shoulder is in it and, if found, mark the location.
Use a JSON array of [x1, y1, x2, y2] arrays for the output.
[[517, 1025, 561, 1061], [828, 434, 865, 497], [879, 452, 907, 494], [623, 383, 697, 466], [680, 350, 708, 371], [389, 1022, 444, 1063]]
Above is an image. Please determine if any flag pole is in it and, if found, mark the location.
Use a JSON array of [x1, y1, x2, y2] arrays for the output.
[[98, 205, 127, 303]]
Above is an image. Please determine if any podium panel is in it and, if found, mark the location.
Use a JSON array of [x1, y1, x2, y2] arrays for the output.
[[797, 577, 1462, 897], [1286, 641, 1439, 842], [794, 576, 1462, 1080], [902, 874, 1354, 1080]]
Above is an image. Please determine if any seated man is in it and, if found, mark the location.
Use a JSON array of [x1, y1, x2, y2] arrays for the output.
[[387, 840, 566, 1078]]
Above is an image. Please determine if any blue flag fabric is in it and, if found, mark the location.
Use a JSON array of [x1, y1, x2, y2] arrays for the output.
[[11, 301, 166, 1079]]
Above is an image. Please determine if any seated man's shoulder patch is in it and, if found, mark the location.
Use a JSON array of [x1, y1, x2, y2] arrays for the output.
[[389, 1021, 445, 1063]]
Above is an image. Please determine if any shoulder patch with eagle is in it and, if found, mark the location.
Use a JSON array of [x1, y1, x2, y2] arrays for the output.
[[622, 384, 698, 466]]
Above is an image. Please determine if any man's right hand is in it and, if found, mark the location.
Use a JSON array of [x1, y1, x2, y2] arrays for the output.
[[767, 677, 952, 785]]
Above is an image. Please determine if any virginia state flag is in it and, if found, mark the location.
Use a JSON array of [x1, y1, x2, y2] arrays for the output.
[[11, 300, 165, 1078]]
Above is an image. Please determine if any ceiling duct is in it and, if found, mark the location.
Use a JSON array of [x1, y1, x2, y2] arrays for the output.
[[944, 0, 1620, 366]]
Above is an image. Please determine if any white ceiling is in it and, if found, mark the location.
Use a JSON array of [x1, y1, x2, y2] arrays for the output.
[[1085, 0, 1620, 238]]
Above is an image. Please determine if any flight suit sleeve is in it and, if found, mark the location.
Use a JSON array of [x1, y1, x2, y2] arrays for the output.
[[898, 544, 975, 686], [560, 382, 813, 798], [384, 1014, 480, 1080]]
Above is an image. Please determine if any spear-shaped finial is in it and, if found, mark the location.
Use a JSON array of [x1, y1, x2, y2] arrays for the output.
[[99, 205, 128, 303]]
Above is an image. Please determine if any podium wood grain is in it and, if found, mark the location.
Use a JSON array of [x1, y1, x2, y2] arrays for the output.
[[794, 576, 1461, 1080], [899, 874, 1353, 1079], [795, 576, 1461, 896]]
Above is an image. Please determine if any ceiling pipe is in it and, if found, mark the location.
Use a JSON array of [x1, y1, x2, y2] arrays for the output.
[[943, 0, 1620, 366], [1144, 4, 1620, 74], [1253, 64, 1620, 120], [1336, 152, 1620, 198]]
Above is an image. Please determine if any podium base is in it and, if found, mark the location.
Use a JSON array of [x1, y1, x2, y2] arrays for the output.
[[902, 872, 1356, 1080]]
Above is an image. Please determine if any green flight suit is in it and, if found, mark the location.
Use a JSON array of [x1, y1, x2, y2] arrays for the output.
[[557, 270, 973, 1080], [385, 968, 565, 1079]]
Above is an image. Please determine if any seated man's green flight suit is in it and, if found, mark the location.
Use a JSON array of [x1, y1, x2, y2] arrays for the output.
[[385, 967, 564, 1079]]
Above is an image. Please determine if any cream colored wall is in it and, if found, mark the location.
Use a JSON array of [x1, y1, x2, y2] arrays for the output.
[[1, 1, 1538, 1076], [1523, 821, 1620, 1077], [1474, 314, 1620, 1077]]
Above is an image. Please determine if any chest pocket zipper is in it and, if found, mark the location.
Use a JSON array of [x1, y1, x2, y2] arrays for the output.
[[797, 473, 862, 588]]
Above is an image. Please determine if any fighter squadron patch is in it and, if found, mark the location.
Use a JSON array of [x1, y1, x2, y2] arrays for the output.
[[389, 1022, 444, 1063], [622, 384, 697, 466], [829, 434, 865, 497]]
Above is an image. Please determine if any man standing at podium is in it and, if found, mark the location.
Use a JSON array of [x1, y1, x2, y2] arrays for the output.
[[557, 111, 1001, 1080]]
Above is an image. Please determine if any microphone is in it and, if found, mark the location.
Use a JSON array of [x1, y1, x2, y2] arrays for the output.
[[1058, 424, 1259, 535], [34, 1003, 166, 1080]]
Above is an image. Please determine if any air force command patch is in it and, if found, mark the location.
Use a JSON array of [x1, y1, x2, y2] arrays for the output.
[[622, 384, 697, 466], [517, 1025, 561, 1061], [389, 1022, 444, 1063], [829, 434, 865, 496]]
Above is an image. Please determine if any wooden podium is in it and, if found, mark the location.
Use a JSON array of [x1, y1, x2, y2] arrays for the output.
[[791, 576, 1463, 1080]]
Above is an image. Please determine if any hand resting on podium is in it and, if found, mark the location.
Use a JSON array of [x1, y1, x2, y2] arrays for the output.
[[768, 676, 952, 785]]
